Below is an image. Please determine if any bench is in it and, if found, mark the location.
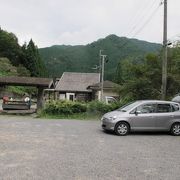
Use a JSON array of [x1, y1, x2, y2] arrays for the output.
[[2, 100, 31, 110]]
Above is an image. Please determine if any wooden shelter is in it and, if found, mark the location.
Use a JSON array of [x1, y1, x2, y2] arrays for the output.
[[0, 76, 53, 110]]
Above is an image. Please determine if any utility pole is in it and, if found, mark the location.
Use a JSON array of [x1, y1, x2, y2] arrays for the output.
[[99, 50, 103, 75], [161, 0, 167, 100], [99, 51, 106, 101]]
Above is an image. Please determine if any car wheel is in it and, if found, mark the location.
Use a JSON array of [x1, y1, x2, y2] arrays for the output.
[[171, 123, 180, 136], [115, 122, 130, 136]]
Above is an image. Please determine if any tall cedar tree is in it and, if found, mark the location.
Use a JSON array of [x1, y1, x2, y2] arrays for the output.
[[23, 39, 47, 77]]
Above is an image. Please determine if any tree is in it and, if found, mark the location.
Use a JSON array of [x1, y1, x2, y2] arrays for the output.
[[0, 28, 47, 77], [0, 29, 22, 65], [116, 48, 180, 102], [166, 44, 180, 96], [116, 54, 162, 102], [23, 39, 47, 77]]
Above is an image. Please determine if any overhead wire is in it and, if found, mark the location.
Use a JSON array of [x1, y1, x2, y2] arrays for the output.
[[118, 0, 163, 50], [125, 0, 159, 38], [131, 1, 163, 38], [124, 0, 151, 35]]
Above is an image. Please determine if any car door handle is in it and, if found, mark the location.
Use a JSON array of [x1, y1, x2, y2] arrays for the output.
[[170, 115, 174, 117]]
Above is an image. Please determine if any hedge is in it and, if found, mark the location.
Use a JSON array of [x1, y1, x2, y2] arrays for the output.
[[42, 100, 124, 116]]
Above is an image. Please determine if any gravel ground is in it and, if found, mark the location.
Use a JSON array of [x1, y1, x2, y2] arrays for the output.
[[0, 115, 180, 180]]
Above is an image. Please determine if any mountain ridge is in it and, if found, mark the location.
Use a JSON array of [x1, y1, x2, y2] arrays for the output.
[[39, 34, 162, 80]]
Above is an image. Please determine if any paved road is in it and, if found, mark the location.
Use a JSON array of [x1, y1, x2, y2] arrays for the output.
[[0, 115, 180, 180]]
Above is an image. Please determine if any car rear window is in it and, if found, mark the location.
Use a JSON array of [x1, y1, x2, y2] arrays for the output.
[[171, 103, 180, 112], [157, 104, 171, 113]]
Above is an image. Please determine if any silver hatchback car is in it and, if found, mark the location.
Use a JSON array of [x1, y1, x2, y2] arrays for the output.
[[101, 100, 180, 136]]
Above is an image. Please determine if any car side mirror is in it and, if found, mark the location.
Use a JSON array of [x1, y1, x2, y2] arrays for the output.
[[135, 111, 141, 115]]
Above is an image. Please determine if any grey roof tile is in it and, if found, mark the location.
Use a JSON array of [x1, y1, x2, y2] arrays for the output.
[[55, 72, 100, 92]]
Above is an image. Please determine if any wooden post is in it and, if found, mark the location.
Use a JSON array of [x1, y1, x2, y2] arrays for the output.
[[37, 87, 44, 110]]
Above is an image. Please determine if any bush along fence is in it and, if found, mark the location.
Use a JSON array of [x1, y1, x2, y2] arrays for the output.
[[41, 100, 124, 117]]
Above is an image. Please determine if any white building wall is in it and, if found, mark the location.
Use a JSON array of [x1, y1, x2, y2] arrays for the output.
[[95, 89, 119, 101]]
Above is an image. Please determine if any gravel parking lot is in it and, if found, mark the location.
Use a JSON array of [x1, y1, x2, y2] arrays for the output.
[[0, 115, 180, 180]]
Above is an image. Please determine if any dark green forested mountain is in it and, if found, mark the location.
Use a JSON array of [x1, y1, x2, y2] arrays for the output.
[[39, 34, 161, 80]]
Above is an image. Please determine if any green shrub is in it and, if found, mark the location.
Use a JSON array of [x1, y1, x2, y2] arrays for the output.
[[71, 102, 87, 113], [43, 100, 87, 115], [87, 100, 128, 115], [87, 101, 112, 114], [88, 101, 120, 114], [42, 100, 126, 117]]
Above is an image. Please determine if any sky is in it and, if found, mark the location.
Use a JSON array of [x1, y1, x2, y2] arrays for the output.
[[0, 0, 180, 48]]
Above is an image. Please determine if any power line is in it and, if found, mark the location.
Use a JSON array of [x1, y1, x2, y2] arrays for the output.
[[125, 0, 159, 38], [131, 2, 163, 38], [124, 0, 151, 34], [117, 0, 163, 51]]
